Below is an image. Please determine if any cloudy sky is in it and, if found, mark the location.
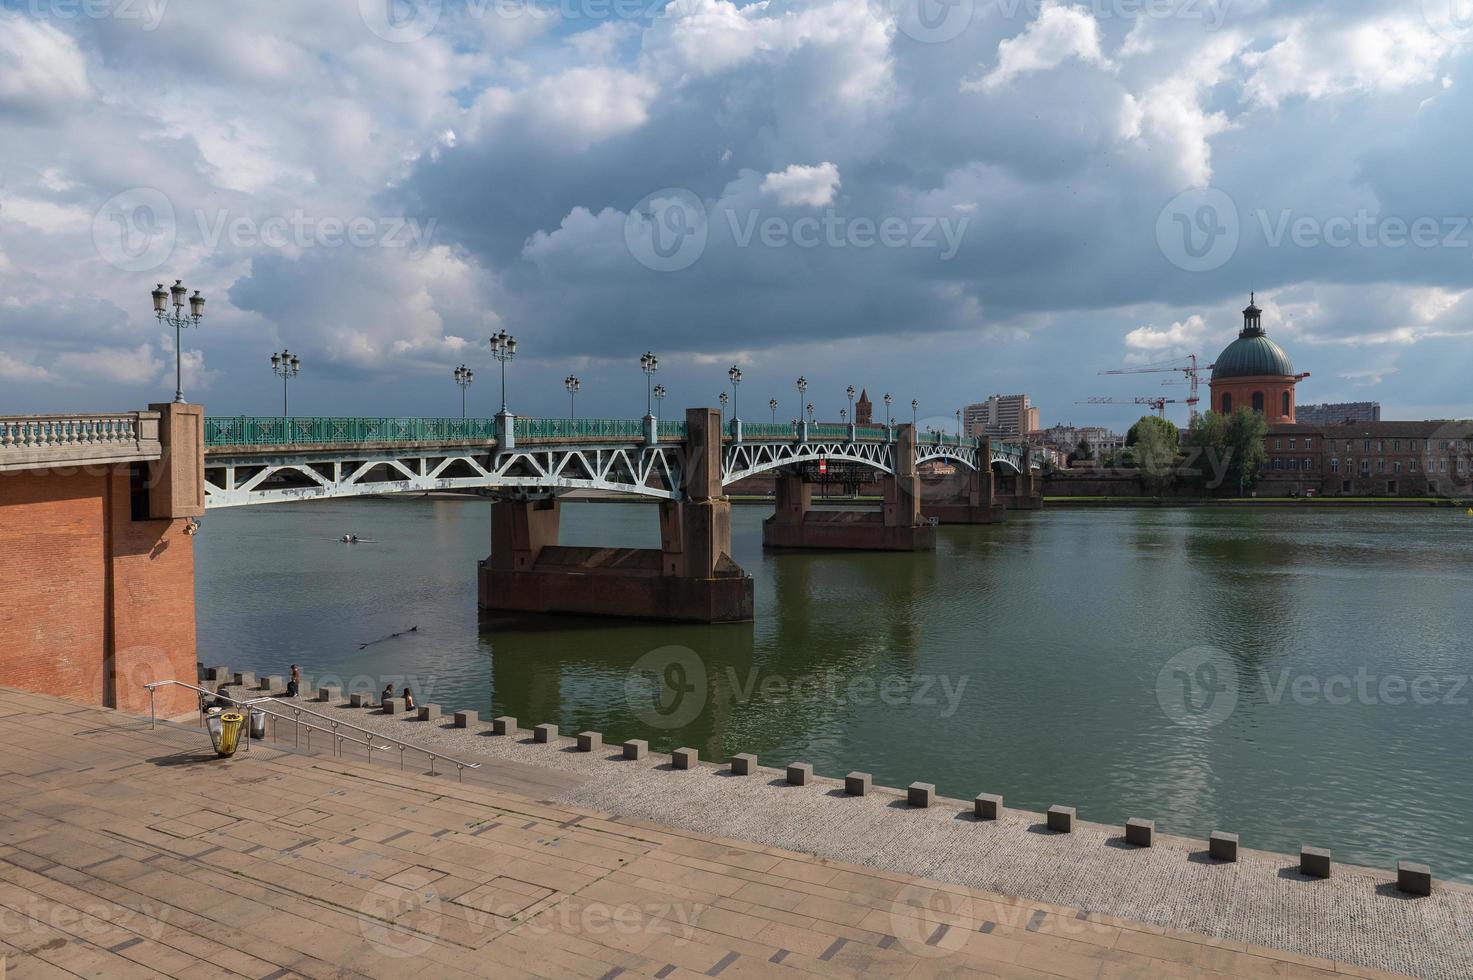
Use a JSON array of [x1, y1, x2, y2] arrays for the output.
[[2, 0, 1471, 431]]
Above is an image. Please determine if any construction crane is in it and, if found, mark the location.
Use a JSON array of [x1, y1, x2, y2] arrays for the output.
[[1099, 355, 1209, 419], [1076, 397, 1178, 419]]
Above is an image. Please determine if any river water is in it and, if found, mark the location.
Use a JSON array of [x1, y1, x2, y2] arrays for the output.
[[196, 499, 1473, 880]]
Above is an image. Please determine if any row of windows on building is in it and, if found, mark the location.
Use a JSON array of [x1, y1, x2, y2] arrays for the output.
[[1271, 457, 1468, 474], [1222, 392, 1291, 416], [1271, 437, 1472, 452]]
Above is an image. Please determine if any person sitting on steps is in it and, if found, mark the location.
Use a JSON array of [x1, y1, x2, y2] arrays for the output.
[[402, 687, 415, 712]]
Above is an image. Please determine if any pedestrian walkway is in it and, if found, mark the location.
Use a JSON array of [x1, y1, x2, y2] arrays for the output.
[[0, 686, 1417, 978]]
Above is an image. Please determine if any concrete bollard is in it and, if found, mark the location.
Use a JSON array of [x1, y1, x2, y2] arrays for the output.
[[577, 731, 602, 752], [350, 693, 371, 708], [845, 772, 872, 796], [233, 672, 255, 689], [318, 686, 340, 704], [730, 753, 756, 775], [261, 675, 283, 692], [974, 793, 1003, 821], [1209, 832, 1239, 863], [206, 666, 229, 682], [1300, 846, 1331, 879], [417, 704, 441, 722], [907, 783, 935, 808], [623, 739, 648, 760], [672, 747, 698, 770], [1397, 861, 1433, 896], [786, 763, 813, 786], [1125, 818, 1155, 848], [454, 710, 478, 728], [383, 697, 405, 715], [1047, 805, 1076, 834], [493, 716, 517, 736], [534, 723, 557, 743]]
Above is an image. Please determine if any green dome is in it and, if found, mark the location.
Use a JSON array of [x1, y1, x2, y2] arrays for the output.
[[1211, 298, 1294, 380], [1211, 333, 1294, 380]]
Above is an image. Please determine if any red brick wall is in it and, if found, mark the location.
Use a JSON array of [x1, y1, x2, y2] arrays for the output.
[[0, 465, 197, 718], [1209, 377, 1298, 424]]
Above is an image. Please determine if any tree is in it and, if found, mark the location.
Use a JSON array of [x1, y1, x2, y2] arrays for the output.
[[1128, 415, 1180, 495], [1185, 409, 1268, 495], [1069, 437, 1094, 464], [1126, 415, 1180, 448]]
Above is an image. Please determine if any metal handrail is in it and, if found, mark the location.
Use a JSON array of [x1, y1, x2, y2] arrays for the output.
[[143, 680, 481, 781]]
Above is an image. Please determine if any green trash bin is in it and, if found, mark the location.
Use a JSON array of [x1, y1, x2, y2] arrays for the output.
[[207, 711, 246, 757]]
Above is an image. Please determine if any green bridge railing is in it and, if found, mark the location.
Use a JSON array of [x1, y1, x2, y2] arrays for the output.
[[204, 416, 1015, 459]]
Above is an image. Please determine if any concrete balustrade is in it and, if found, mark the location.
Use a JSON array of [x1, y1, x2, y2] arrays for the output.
[[845, 772, 872, 796], [1126, 818, 1154, 847], [623, 739, 647, 760], [577, 731, 601, 752], [1397, 861, 1432, 896], [453, 710, 477, 728], [1047, 805, 1076, 833], [417, 704, 441, 722], [494, 716, 517, 735], [534, 723, 557, 743], [975, 793, 1002, 820], [673, 747, 698, 769], [730, 753, 756, 775], [1301, 846, 1331, 879], [907, 783, 935, 808], [1210, 832, 1240, 863], [786, 763, 812, 786]]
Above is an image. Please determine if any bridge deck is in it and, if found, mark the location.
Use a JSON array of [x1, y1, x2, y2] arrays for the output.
[[0, 685, 1431, 979]]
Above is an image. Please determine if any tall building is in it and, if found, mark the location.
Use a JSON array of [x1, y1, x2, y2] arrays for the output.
[[855, 389, 873, 424], [964, 394, 1034, 438], [1209, 296, 1305, 424], [1296, 402, 1381, 426]]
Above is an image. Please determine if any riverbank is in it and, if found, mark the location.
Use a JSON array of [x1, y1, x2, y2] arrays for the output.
[[228, 689, 1473, 978], [1045, 496, 1467, 508]]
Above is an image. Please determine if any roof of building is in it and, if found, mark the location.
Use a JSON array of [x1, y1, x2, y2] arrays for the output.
[[1212, 295, 1296, 381]]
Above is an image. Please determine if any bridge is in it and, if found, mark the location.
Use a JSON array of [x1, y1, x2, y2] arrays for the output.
[[0, 404, 1041, 715], [197, 414, 1033, 507]]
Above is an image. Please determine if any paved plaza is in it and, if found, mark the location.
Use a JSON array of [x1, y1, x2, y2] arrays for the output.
[[0, 684, 1457, 978]]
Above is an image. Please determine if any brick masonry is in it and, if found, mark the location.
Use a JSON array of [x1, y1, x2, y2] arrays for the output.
[[0, 406, 201, 719]]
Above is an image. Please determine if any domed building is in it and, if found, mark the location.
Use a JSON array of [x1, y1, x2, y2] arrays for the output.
[[1209, 295, 1305, 424]]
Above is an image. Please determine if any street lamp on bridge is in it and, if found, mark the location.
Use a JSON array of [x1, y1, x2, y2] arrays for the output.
[[769, 398, 778, 423], [719, 391, 728, 424], [152, 280, 205, 403], [883, 392, 893, 426], [453, 364, 475, 418], [806, 402, 815, 423], [911, 398, 918, 428], [846, 385, 855, 421], [564, 375, 580, 418], [840, 408, 847, 423], [270, 349, 301, 417], [488, 329, 518, 414], [956, 409, 962, 436], [796, 376, 807, 419], [727, 365, 742, 420], [653, 383, 666, 418], [640, 351, 659, 418]]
